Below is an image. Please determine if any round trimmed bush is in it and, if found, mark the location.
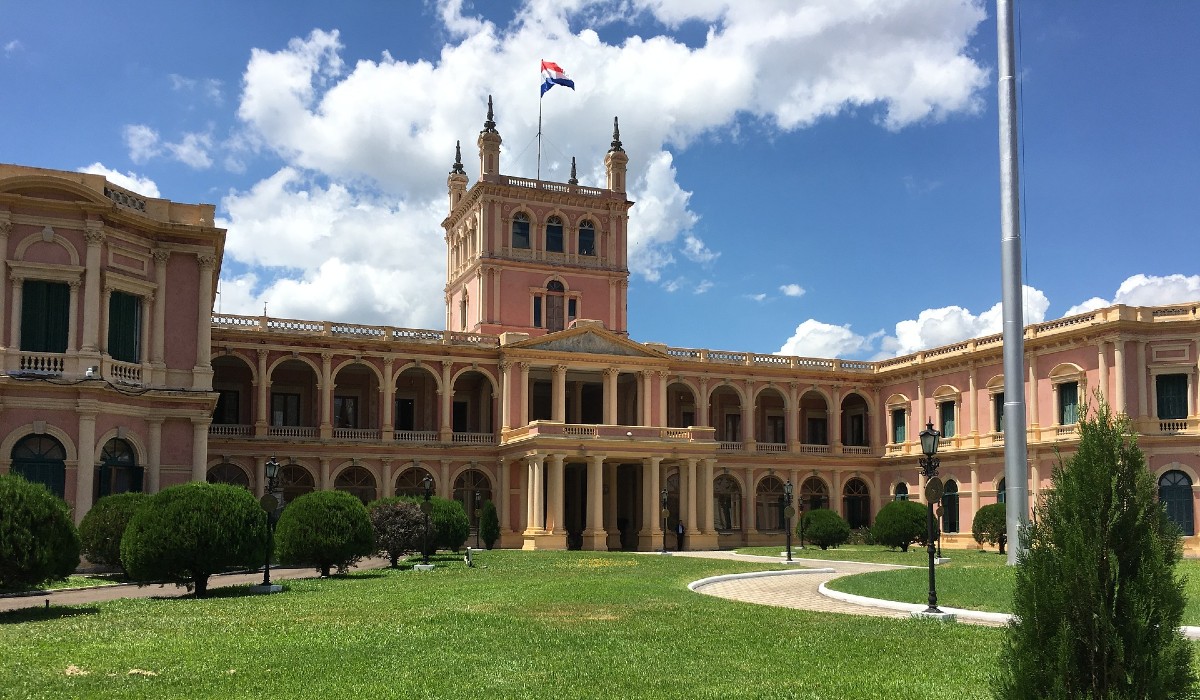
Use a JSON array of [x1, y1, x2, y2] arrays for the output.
[[0, 473, 80, 590], [275, 490, 374, 576], [478, 500, 500, 550], [972, 502, 1007, 554], [872, 500, 928, 552], [121, 482, 266, 596], [368, 497, 424, 567], [80, 491, 150, 573], [800, 508, 850, 550], [431, 497, 470, 553]]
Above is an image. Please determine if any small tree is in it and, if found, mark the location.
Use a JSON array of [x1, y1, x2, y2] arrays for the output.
[[972, 502, 1007, 554], [478, 500, 500, 550], [275, 490, 374, 576], [0, 474, 80, 590], [368, 498, 424, 567], [430, 497, 470, 553], [801, 508, 850, 550], [79, 492, 149, 574], [872, 500, 927, 552], [995, 401, 1196, 698], [121, 482, 265, 596]]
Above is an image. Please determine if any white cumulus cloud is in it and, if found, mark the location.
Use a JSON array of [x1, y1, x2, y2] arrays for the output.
[[779, 319, 879, 358], [1064, 274, 1200, 316], [76, 163, 161, 198], [779, 283, 805, 297]]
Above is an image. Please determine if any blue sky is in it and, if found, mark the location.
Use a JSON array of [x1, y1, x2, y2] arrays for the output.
[[3, 1, 1198, 358]]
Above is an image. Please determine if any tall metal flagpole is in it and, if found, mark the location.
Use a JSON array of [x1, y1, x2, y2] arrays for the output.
[[997, 0, 1029, 565], [537, 95, 543, 181]]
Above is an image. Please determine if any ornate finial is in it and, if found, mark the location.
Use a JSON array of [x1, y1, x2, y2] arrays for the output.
[[451, 140, 465, 175], [568, 157, 578, 185], [482, 95, 497, 133], [609, 116, 624, 153]]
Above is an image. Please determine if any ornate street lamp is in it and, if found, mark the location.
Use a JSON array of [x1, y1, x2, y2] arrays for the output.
[[918, 420, 943, 614], [474, 490, 482, 549], [259, 455, 281, 588], [421, 473, 434, 566], [783, 480, 795, 562], [660, 487, 669, 554]]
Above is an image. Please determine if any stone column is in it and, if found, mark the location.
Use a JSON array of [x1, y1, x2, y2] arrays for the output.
[[698, 378, 710, 427], [319, 352, 333, 438], [320, 457, 332, 491], [194, 254, 215, 370], [552, 364, 567, 422], [499, 361, 512, 430], [139, 294, 152, 373], [640, 370, 652, 426], [970, 457, 980, 517], [76, 410, 98, 522], [440, 459, 451, 498], [603, 368, 619, 425], [151, 250, 169, 367], [440, 360, 454, 441], [640, 456, 662, 549], [519, 362, 531, 427], [916, 376, 925, 432], [743, 466, 756, 537], [81, 223, 104, 352], [742, 380, 755, 449], [657, 370, 669, 426], [7, 277, 20, 350], [968, 364, 978, 438], [786, 383, 799, 450], [382, 459, 394, 498], [382, 357, 395, 438], [831, 388, 842, 453], [1114, 340, 1127, 415], [498, 458, 511, 533], [255, 349, 270, 435], [147, 418, 162, 493], [1136, 341, 1148, 418], [99, 286, 112, 355], [547, 454, 565, 535], [604, 463, 619, 549], [1027, 355, 1039, 429], [584, 454, 607, 550], [66, 281, 80, 354], [524, 454, 545, 534], [685, 458, 697, 546], [0, 219, 7, 347], [832, 469, 843, 517], [1097, 340, 1108, 401], [191, 418, 209, 483], [702, 459, 716, 534]]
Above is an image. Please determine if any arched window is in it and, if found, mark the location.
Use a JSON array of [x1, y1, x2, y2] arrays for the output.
[[843, 478, 870, 529], [279, 464, 315, 505], [453, 469, 493, 527], [511, 212, 530, 249], [11, 434, 67, 498], [578, 220, 596, 256], [546, 216, 564, 253], [207, 462, 251, 490], [941, 479, 960, 533], [801, 476, 829, 511], [755, 476, 785, 531], [546, 280, 566, 332], [997, 477, 1006, 505], [713, 475, 741, 530], [335, 465, 377, 505], [1159, 470, 1194, 536], [98, 437, 142, 497], [894, 482, 909, 502], [396, 466, 435, 498]]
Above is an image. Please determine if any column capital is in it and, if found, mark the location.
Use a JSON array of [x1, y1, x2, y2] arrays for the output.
[[0, 219, 11, 238], [257, 348, 269, 359], [553, 364, 567, 375], [603, 367, 620, 379], [84, 223, 106, 245], [152, 249, 171, 265], [196, 253, 217, 270]]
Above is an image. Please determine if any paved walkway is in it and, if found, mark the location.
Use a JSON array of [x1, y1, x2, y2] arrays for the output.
[[0, 557, 392, 613]]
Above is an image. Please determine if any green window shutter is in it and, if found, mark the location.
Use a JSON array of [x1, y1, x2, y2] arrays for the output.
[[1157, 374, 1188, 420], [21, 281, 70, 353], [941, 402, 955, 438], [1059, 382, 1078, 425], [108, 291, 141, 363]]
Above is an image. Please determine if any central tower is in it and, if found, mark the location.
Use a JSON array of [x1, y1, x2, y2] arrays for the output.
[[442, 98, 633, 337]]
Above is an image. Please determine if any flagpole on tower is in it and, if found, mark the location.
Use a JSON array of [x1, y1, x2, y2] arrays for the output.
[[537, 59, 574, 183], [537, 95, 543, 181]]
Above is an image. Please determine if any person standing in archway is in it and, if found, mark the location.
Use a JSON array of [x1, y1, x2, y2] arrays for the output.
[[676, 521, 685, 551]]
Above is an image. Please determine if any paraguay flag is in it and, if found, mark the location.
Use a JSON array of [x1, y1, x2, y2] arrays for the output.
[[540, 60, 575, 97]]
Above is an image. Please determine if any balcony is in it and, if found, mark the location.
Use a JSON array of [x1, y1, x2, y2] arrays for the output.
[[502, 421, 717, 445], [209, 424, 253, 437]]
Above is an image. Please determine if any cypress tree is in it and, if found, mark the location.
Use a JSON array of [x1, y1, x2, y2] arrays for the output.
[[995, 400, 1196, 699]]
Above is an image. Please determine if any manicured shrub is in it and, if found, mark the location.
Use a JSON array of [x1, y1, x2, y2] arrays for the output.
[[800, 508, 849, 550], [995, 401, 1196, 698], [478, 500, 500, 550], [276, 490, 374, 576], [368, 498, 424, 567], [972, 502, 1007, 554], [0, 473, 80, 590], [79, 491, 149, 573], [121, 482, 266, 596], [871, 500, 927, 552], [430, 497, 470, 553]]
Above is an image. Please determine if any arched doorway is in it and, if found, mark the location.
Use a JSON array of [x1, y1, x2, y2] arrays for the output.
[[800, 476, 829, 512], [843, 478, 870, 529], [713, 474, 741, 531], [453, 468, 493, 529], [1159, 470, 1194, 536], [665, 472, 681, 533], [335, 465, 377, 505], [941, 479, 960, 533], [396, 466, 435, 498], [11, 434, 67, 498], [98, 438, 142, 497], [279, 464, 315, 505], [207, 462, 251, 490], [755, 476, 786, 531], [894, 482, 909, 501]]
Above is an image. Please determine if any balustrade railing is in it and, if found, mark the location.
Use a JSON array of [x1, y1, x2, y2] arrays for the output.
[[394, 430, 439, 443], [209, 424, 253, 437], [798, 444, 830, 455], [718, 441, 743, 452], [452, 432, 497, 444], [267, 426, 318, 439], [17, 353, 65, 374], [107, 360, 142, 384], [1159, 420, 1189, 434], [332, 428, 382, 441], [756, 443, 787, 453], [842, 446, 873, 456]]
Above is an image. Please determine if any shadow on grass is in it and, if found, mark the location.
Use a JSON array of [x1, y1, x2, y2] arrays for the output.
[[0, 605, 100, 624]]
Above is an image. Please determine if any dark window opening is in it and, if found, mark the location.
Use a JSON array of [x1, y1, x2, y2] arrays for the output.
[[395, 398, 416, 431], [271, 393, 301, 427], [512, 213, 530, 249], [546, 216, 564, 253], [334, 396, 358, 429], [21, 280, 69, 354], [107, 290, 142, 363], [1157, 374, 1189, 420], [214, 390, 240, 424], [578, 222, 596, 256]]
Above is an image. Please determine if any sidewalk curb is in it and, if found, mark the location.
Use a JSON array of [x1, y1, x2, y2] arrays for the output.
[[688, 567, 836, 592], [817, 582, 1012, 624]]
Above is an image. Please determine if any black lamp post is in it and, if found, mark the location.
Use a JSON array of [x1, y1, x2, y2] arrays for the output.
[[261, 455, 281, 587], [421, 473, 434, 566], [660, 487, 668, 554], [918, 420, 943, 614], [783, 480, 795, 562], [474, 490, 482, 549]]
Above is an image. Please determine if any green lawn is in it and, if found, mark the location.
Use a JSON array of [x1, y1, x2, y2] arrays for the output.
[[0, 551, 1008, 699], [2, 574, 123, 595], [826, 552, 1200, 625]]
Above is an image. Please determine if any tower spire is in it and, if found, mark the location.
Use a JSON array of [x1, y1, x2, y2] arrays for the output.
[[609, 116, 624, 153], [482, 95, 497, 134], [450, 140, 465, 175], [568, 156, 578, 185]]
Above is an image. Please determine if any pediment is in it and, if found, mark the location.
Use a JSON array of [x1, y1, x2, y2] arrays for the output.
[[512, 327, 665, 359]]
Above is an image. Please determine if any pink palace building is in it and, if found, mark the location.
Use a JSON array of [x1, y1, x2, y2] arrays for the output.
[[2, 101, 1199, 552]]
